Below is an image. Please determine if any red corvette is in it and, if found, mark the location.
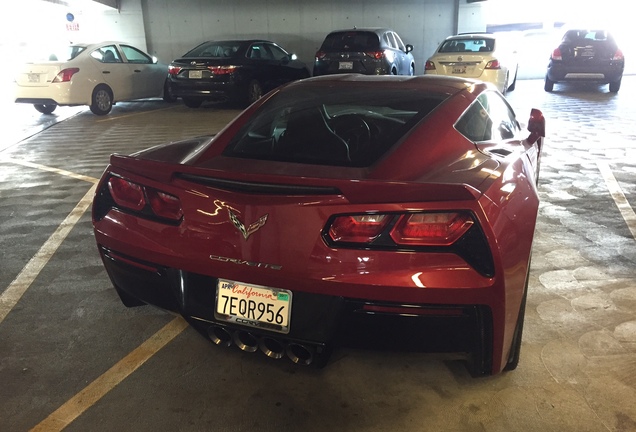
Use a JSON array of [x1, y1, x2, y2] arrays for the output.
[[92, 75, 545, 375]]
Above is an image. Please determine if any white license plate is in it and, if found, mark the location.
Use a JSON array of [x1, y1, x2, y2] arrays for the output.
[[28, 73, 40, 83], [188, 70, 203, 79], [215, 279, 292, 334], [452, 66, 467, 74], [339, 61, 353, 70]]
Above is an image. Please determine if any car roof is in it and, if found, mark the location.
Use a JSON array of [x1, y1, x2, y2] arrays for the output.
[[446, 33, 496, 41], [328, 28, 392, 34]]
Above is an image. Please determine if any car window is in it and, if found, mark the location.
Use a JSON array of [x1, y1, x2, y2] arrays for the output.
[[120, 45, 152, 64], [439, 38, 495, 53], [224, 87, 445, 167], [184, 42, 240, 58], [562, 29, 613, 43], [393, 32, 406, 51], [249, 43, 274, 60], [383, 32, 397, 49], [91, 45, 122, 63], [455, 92, 520, 142], [320, 31, 381, 52], [267, 44, 290, 61]]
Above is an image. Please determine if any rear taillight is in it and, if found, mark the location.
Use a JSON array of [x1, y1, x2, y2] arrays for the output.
[[107, 176, 183, 222], [390, 212, 473, 246], [612, 49, 624, 61], [425, 60, 436, 71], [484, 59, 501, 70], [315, 51, 326, 61], [168, 65, 182, 75], [551, 48, 562, 61], [327, 211, 474, 246], [365, 51, 385, 60], [52, 67, 80, 83], [208, 65, 238, 75], [328, 214, 391, 243]]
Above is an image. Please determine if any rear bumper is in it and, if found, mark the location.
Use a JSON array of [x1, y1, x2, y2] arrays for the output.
[[97, 244, 495, 374], [14, 83, 88, 106], [167, 78, 240, 101], [547, 61, 624, 82]]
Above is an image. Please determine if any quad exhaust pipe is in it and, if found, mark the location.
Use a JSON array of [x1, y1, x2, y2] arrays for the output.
[[207, 325, 316, 365]]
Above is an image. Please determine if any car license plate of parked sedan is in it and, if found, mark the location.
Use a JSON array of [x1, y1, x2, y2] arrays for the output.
[[28, 73, 40, 83], [452, 66, 467, 74], [188, 70, 203, 79], [339, 61, 353, 70], [215, 279, 292, 334]]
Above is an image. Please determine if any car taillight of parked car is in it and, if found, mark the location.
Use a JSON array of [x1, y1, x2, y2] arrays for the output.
[[208, 65, 238, 75], [107, 176, 183, 222], [52, 68, 80, 83], [484, 59, 501, 70], [168, 65, 182, 75], [425, 61, 436, 71], [550, 48, 562, 61], [327, 211, 474, 247], [365, 51, 385, 60], [612, 49, 625, 61]]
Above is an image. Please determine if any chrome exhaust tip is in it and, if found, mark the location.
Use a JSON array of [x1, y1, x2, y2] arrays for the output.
[[233, 331, 259, 353], [286, 343, 314, 365], [259, 337, 286, 359], [208, 326, 232, 347]]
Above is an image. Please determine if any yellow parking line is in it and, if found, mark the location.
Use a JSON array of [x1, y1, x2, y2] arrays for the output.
[[598, 161, 636, 240], [30, 316, 188, 432], [0, 157, 98, 184], [0, 184, 96, 324]]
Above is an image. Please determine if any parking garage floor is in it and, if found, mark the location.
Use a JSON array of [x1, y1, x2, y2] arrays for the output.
[[1, 78, 636, 432]]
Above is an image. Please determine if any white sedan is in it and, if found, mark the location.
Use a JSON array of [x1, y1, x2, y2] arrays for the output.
[[424, 33, 518, 94], [14, 41, 173, 115]]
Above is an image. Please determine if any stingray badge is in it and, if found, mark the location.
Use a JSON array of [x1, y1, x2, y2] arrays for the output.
[[228, 210, 268, 240]]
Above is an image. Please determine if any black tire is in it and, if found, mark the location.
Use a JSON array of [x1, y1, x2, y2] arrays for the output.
[[409, 64, 415, 76], [507, 67, 518, 92], [609, 79, 621, 93], [90, 85, 113, 115], [246, 79, 263, 105], [544, 77, 554, 92], [503, 267, 530, 371], [183, 97, 203, 108], [162, 79, 177, 103], [391, 68, 397, 75], [34, 104, 57, 114]]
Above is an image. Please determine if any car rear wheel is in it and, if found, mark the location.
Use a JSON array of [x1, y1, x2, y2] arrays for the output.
[[34, 104, 57, 114], [162, 79, 177, 103], [503, 265, 530, 371], [609, 79, 621, 93], [246, 80, 263, 105], [183, 97, 203, 108], [507, 67, 518, 92], [409, 64, 415, 76], [90, 85, 113, 115], [544, 77, 554, 92]]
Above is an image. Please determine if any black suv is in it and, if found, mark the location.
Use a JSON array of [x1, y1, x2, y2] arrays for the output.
[[545, 29, 624, 93], [314, 28, 415, 76]]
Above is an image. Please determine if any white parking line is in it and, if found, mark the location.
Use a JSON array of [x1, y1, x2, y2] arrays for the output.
[[0, 157, 98, 183], [598, 161, 636, 240]]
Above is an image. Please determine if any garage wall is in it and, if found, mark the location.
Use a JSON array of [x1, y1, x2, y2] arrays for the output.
[[138, 0, 469, 74]]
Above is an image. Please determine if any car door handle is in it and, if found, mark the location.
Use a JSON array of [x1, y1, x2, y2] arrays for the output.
[[134, 69, 142, 73], [102, 71, 111, 74]]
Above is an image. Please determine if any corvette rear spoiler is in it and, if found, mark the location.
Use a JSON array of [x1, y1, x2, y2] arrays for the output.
[[108, 154, 482, 204]]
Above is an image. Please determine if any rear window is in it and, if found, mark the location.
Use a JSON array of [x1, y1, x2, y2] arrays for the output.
[[562, 29, 614, 44], [183, 42, 241, 58], [223, 86, 445, 167], [439, 38, 495, 53], [320, 31, 381, 52]]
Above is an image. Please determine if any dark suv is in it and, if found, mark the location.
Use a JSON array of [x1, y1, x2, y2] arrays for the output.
[[314, 28, 415, 76], [545, 29, 624, 93]]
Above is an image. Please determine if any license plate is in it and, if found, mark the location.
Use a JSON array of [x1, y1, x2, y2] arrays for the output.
[[28, 73, 40, 83], [452, 66, 467, 74], [215, 279, 292, 334], [339, 61, 353, 70], [188, 70, 203, 79]]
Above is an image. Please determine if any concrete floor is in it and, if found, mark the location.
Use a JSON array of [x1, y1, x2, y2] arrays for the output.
[[1, 78, 635, 432]]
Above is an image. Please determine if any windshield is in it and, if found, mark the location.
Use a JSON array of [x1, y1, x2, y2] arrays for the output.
[[183, 42, 241, 58], [224, 86, 445, 167], [439, 38, 495, 53]]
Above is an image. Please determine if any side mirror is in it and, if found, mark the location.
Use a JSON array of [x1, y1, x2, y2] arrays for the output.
[[405, 44, 414, 54], [152, 56, 158, 64], [527, 108, 545, 144]]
